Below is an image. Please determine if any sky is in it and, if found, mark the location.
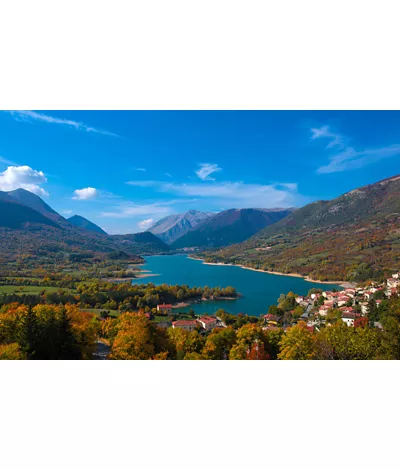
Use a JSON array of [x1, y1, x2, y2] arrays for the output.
[[1, 110, 399, 234]]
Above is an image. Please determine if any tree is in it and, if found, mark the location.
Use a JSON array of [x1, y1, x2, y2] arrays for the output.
[[203, 328, 237, 360], [278, 322, 316, 360], [110, 312, 157, 360], [229, 324, 271, 360]]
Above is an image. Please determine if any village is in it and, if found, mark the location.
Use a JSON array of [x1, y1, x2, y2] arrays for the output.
[[154, 273, 400, 334], [263, 273, 400, 331]]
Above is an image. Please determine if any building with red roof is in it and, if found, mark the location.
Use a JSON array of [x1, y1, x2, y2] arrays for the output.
[[197, 316, 217, 331], [157, 304, 173, 314], [172, 320, 198, 331]]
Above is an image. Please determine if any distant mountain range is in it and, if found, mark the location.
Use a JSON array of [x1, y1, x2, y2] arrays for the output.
[[68, 215, 107, 235], [204, 175, 400, 281], [170, 208, 294, 249], [148, 210, 212, 244], [0, 188, 170, 260]]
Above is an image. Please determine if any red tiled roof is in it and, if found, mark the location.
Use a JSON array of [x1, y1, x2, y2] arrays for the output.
[[172, 320, 198, 326], [158, 304, 172, 308], [198, 316, 216, 324]]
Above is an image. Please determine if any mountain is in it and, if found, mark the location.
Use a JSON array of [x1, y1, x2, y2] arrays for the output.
[[148, 210, 212, 244], [204, 175, 400, 281], [0, 189, 170, 261], [111, 232, 170, 252], [68, 215, 107, 235], [171, 208, 294, 249], [0, 197, 59, 229], [7, 188, 67, 224]]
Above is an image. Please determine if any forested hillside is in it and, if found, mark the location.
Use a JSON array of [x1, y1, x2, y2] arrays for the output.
[[203, 175, 400, 281]]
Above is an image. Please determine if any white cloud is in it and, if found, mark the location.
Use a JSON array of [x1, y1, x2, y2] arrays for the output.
[[101, 202, 173, 218], [312, 125, 400, 174], [138, 218, 155, 230], [72, 187, 99, 200], [133, 167, 146, 172], [0, 165, 48, 196], [196, 163, 222, 181], [62, 210, 73, 215], [6, 111, 119, 137], [161, 181, 304, 208], [165, 172, 172, 177]]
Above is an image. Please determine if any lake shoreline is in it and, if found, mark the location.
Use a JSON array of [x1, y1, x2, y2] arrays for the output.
[[188, 256, 351, 288]]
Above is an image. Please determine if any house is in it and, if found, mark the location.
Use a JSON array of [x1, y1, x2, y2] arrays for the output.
[[339, 306, 355, 315], [360, 302, 369, 315], [387, 278, 400, 288], [342, 312, 356, 327], [157, 304, 172, 314], [263, 314, 280, 323], [319, 305, 330, 316], [344, 288, 356, 297], [387, 287, 398, 297], [337, 296, 351, 307], [197, 316, 217, 331], [172, 320, 198, 331], [295, 296, 305, 304], [393, 273, 399, 279]]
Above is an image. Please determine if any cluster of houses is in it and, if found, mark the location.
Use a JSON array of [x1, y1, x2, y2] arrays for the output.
[[156, 303, 221, 332], [155, 273, 400, 333], [290, 273, 399, 328]]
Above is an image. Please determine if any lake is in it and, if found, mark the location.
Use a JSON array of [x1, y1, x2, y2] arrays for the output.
[[132, 254, 341, 316]]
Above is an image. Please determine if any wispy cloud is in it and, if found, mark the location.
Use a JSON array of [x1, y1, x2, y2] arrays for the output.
[[133, 167, 146, 172], [196, 163, 222, 181], [5, 111, 119, 137], [126, 180, 158, 187], [161, 181, 304, 208], [100, 202, 173, 218], [312, 125, 400, 174], [0, 165, 48, 197], [310, 125, 346, 149], [0, 156, 18, 166], [138, 218, 155, 230], [72, 187, 99, 200], [62, 210, 73, 215]]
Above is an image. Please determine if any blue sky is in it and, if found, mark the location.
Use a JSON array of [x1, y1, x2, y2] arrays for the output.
[[1, 110, 399, 234]]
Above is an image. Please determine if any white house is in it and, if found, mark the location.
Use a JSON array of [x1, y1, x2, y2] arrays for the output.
[[342, 312, 356, 327], [197, 316, 217, 331], [172, 320, 198, 331], [157, 304, 172, 314]]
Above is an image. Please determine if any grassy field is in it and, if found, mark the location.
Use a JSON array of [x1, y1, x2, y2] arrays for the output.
[[82, 308, 119, 317], [0, 285, 75, 294]]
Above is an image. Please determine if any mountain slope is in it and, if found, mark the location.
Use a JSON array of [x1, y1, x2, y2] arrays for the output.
[[7, 188, 67, 224], [0, 190, 170, 261], [171, 208, 294, 249], [0, 198, 59, 229], [204, 175, 400, 281], [148, 210, 212, 244], [68, 215, 107, 235], [112, 232, 170, 252]]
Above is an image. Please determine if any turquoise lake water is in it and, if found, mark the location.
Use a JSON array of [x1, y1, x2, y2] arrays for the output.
[[132, 254, 341, 317]]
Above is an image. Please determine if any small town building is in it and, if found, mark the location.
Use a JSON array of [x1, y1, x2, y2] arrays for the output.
[[342, 312, 356, 327], [197, 316, 217, 331], [157, 304, 172, 314], [172, 320, 198, 331]]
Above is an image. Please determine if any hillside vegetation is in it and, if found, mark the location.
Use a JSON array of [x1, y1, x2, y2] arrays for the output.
[[203, 175, 400, 281]]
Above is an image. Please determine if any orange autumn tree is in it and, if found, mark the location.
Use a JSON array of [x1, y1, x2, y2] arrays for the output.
[[0, 303, 99, 360], [109, 312, 158, 360]]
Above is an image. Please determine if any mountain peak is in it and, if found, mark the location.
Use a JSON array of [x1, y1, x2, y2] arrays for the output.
[[67, 215, 107, 235]]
